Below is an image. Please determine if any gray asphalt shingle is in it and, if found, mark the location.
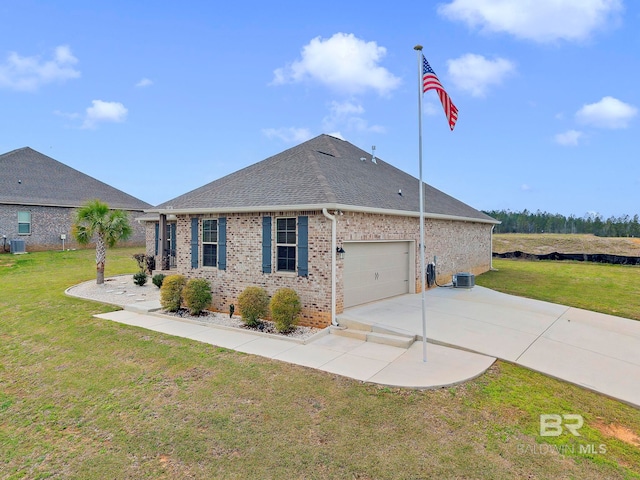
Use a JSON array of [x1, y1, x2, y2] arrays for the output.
[[0, 147, 150, 210], [153, 135, 494, 222]]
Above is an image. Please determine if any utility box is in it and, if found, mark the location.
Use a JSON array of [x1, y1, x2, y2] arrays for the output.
[[453, 272, 475, 289], [10, 239, 26, 254]]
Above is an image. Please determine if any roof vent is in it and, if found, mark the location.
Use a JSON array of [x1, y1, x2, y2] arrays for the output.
[[317, 150, 335, 157], [371, 145, 377, 164]]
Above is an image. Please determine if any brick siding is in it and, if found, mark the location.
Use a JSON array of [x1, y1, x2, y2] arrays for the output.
[[0, 204, 146, 252], [149, 210, 493, 329]]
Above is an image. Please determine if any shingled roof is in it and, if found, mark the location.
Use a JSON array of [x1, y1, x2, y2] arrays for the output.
[[152, 135, 496, 223], [0, 147, 150, 210]]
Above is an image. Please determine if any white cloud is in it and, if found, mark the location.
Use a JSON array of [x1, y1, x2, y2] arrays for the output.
[[262, 127, 313, 143], [555, 129, 585, 146], [271, 33, 401, 95], [447, 53, 515, 97], [321, 100, 385, 134], [438, 0, 623, 43], [82, 100, 128, 129], [521, 184, 532, 191], [423, 102, 439, 116], [0, 45, 80, 91], [136, 78, 153, 88], [575, 96, 637, 129]]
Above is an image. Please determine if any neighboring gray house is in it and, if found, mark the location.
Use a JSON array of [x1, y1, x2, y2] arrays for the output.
[[145, 134, 498, 328], [0, 147, 150, 251]]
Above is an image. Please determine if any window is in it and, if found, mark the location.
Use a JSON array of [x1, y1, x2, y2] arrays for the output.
[[202, 219, 218, 267], [18, 211, 31, 235], [276, 217, 296, 272]]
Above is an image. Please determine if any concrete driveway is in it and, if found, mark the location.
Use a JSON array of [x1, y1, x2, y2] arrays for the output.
[[339, 286, 640, 408]]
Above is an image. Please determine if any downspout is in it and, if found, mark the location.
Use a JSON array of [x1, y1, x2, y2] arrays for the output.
[[490, 224, 495, 270], [322, 208, 338, 326]]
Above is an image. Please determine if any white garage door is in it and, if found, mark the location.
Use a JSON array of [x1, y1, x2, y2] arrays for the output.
[[343, 241, 411, 308]]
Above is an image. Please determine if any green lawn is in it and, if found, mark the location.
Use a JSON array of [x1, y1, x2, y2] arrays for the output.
[[478, 258, 640, 321], [1, 248, 639, 478]]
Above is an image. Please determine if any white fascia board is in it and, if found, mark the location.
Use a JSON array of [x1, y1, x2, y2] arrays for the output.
[[148, 203, 500, 225]]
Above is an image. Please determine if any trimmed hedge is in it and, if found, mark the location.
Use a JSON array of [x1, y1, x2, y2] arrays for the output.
[[270, 288, 301, 333], [237, 286, 269, 328], [183, 278, 212, 315], [160, 274, 186, 312]]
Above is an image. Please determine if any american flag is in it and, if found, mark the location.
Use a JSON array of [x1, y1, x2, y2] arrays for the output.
[[422, 55, 458, 131]]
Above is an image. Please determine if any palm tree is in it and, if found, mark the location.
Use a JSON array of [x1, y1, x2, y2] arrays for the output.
[[72, 199, 133, 284]]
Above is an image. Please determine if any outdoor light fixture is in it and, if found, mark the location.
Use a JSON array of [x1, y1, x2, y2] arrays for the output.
[[336, 246, 345, 259]]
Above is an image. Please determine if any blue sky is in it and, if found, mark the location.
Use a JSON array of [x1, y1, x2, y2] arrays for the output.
[[1, 0, 637, 218]]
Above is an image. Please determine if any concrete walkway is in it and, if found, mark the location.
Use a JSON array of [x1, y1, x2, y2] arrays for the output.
[[71, 278, 640, 405], [68, 278, 495, 389], [341, 286, 640, 408], [94, 308, 495, 389]]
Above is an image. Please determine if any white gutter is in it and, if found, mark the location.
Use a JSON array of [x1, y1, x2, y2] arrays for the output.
[[322, 208, 338, 326], [148, 203, 500, 225]]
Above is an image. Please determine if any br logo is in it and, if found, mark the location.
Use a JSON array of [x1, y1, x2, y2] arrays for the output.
[[539, 414, 584, 437]]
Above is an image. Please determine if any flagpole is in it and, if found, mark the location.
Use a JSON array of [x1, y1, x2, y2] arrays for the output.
[[414, 44, 427, 363]]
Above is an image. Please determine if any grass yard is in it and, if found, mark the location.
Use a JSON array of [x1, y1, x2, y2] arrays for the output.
[[1, 248, 640, 478], [478, 258, 640, 321]]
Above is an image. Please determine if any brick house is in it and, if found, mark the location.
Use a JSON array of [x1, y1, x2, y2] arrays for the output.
[[0, 147, 150, 252], [145, 135, 498, 328]]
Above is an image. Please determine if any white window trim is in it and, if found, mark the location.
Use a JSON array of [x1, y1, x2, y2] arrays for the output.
[[275, 216, 297, 273], [202, 218, 218, 268], [18, 211, 31, 235]]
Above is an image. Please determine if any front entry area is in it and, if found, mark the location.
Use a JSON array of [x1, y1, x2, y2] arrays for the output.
[[343, 241, 412, 308]]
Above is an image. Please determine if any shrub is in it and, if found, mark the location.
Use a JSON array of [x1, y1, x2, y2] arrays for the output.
[[145, 255, 156, 274], [183, 278, 212, 315], [160, 274, 186, 312], [132, 253, 147, 271], [270, 288, 301, 333], [237, 286, 269, 327], [152, 273, 166, 288], [133, 271, 148, 286], [133, 253, 155, 274]]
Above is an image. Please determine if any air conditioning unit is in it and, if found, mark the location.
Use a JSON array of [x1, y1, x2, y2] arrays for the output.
[[10, 239, 26, 254], [453, 272, 474, 289]]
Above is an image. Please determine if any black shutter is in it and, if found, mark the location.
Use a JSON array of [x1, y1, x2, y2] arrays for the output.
[[191, 217, 199, 269], [298, 216, 308, 277], [154, 222, 159, 256], [218, 217, 227, 271], [262, 216, 272, 273], [170, 223, 176, 252]]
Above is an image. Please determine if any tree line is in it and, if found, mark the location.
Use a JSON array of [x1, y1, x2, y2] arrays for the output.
[[484, 209, 640, 237]]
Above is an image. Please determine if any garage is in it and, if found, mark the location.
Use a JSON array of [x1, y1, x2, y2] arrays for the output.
[[343, 241, 412, 308]]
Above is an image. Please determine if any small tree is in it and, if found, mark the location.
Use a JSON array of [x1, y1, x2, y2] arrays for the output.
[[270, 288, 301, 333], [237, 286, 269, 328], [183, 278, 212, 315], [160, 274, 186, 312], [72, 199, 133, 284]]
